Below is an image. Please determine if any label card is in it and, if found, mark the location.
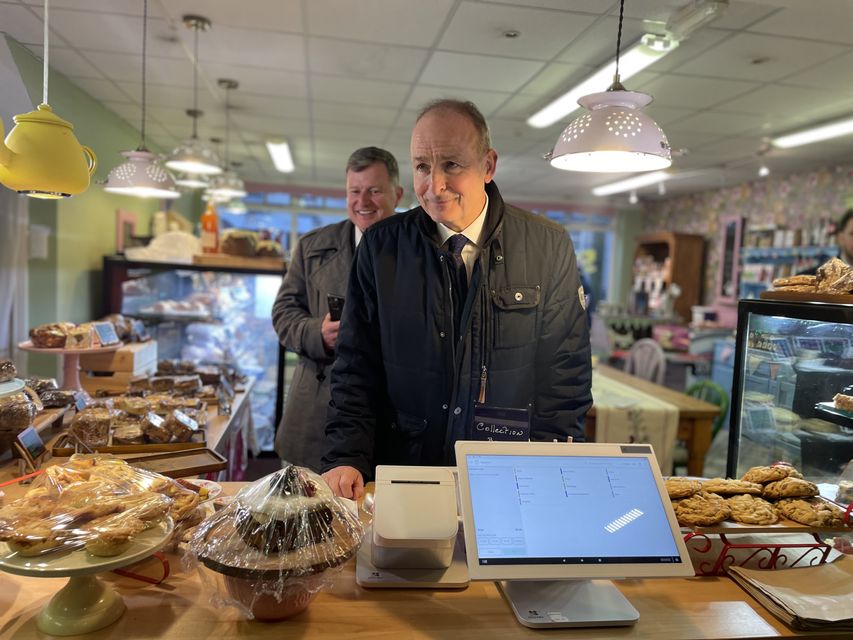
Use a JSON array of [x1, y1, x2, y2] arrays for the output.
[[471, 404, 531, 442], [92, 321, 120, 346]]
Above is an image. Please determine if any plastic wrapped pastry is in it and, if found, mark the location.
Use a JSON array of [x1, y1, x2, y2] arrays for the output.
[[187, 465, 364, 621], [68, 407, 112, 448], [28, 322, 76, 348], [0, 359, 16, 383], [0, 393, 37, 429]]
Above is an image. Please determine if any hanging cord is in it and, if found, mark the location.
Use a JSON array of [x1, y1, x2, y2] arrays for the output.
[[224, 87, 230, 168], [140, 0, 148, 147], [610, 0, 626, 91], [191, 23, 199, 138], [42, 0, 49, 104]]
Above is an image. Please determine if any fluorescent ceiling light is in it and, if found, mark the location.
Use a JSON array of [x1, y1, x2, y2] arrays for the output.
[[666, 0, 728, 41], [267, 140, 295, 173], [527, 34, 677, 129], [771, 116, 853, 149], [592, 171, 671, 196]]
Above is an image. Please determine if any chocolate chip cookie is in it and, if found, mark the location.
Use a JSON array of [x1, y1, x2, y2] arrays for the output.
[[725, 494, 779, 525], [674, 491, 732, 527]]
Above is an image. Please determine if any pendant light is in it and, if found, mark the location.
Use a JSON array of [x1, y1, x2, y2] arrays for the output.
[[103, 0, 179, 199], [0, 0, 97, 198], [174, 172, 209, 189], [547, 0, 671, 173], [206, 79, 247, 201], [164, 15, 222, 176]]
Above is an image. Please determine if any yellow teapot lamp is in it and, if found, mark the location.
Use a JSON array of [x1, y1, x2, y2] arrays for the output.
[[0, 103, 97, 199]]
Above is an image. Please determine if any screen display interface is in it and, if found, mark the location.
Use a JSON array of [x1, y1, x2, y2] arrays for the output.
[[466, 454, 682, 566]]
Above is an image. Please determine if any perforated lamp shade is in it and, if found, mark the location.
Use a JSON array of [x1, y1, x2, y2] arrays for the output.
[[103, 149, 180, 199], [206, 169, 246, 200], [165, 137, 223, 175], [550, 90, 671, 173]]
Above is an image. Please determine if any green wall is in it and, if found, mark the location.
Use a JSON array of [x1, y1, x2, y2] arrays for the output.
[[6, 37, 194, 375]]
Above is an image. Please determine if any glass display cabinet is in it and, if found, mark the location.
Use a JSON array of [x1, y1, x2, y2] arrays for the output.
[[727, 298, 853, 483], [102, 256, 286, 453]]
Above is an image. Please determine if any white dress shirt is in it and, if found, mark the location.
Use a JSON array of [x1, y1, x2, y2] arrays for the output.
[[436, 194, 489, 281]]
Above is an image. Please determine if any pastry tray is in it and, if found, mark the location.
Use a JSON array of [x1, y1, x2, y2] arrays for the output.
[[814, 402, 853, 430], [51, 431, 206, 457], [684, 496, 853, 534], [118, 448, 227, 478]]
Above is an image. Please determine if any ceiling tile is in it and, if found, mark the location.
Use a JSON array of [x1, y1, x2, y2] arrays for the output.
[[308, 38, 429, 82], [24, 45, 103, 79], [637, 75, 757, 110], [313, 102, 399, 127], [203, 64, 307, 100], [155, 1, 302, 32], [0, 3, 46, 45], [196, 26, 305, 71], [306, 0, 454, 48], [781, 50, 853, 90], [518, 61, 591, 97], [419, 51, 544, 92], [699, 2, 778, 30], [484, 1, 605, 14], [557, 16, 646, 66], [84, 51, 194, 86], [71, 77, 133, 103], [675, 32, 847, 82], [748, 3, 853, 45], [666, 110, 774, 136], [404, 86, 511, 117], [51, 11, 182, 57], [311, 75, 410, 109], [438, 2, 596, 60], [716, 84, 850, 123], [649, 28, 734, 73]]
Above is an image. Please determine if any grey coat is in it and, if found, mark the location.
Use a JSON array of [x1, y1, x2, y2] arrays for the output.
[[272, 219, 355, 471]]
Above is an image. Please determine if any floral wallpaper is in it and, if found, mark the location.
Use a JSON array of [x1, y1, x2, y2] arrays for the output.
[[642, 164, 853, 305]]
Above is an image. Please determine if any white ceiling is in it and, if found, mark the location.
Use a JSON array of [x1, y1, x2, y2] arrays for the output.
[[3, 0, 853, 206]]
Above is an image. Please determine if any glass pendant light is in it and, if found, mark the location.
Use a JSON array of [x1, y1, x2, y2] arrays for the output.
[[547, 0, 671, 173], [174, 173, 209, 189], [104, 0, 179, 199], [206, 79, 247, 201], [164, 15, 222, 176]]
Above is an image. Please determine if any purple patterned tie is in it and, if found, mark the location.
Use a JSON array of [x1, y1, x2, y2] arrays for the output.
[[447, 234, 468, 333]]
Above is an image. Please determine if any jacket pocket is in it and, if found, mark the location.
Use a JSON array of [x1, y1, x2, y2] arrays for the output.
[[491, 285, 540, 348], [388, 410, 429, 465]]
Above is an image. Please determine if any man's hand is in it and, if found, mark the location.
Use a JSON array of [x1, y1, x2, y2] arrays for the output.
[[322, 466, 364, 499], [321, 313, 340, 352]]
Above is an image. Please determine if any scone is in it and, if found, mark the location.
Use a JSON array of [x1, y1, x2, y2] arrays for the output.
[[776, 498, 848, 528], [742, 465, 803, 484], [725, 494, 779, 525], [701, 478, 763, 495], [763, 477, 819, 499], [666, 478, 702, 499], [674, 491, 732, 527]]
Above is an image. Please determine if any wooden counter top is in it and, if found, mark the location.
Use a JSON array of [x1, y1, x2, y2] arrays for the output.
[[0, 482, 847, 640]]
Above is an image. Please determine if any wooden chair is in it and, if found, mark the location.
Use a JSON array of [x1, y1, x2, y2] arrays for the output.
[[686, 380, 730, 442], [623, 338, 667, 385]]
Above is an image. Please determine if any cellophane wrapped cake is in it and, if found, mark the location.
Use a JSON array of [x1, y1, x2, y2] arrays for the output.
[[186, 465, 364, 621]]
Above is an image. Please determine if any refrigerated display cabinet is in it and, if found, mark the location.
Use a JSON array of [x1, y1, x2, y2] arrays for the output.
[[727, 298, 853, 482], [102, 256, 287, 453]]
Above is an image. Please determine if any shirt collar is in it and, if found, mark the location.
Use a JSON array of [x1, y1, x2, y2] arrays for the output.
[[436, 193, 489, 247], [354, 225, 363, 248]]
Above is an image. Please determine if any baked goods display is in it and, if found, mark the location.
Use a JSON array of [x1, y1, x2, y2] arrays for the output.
[[837, 480, 853, 504], [188, 465, 364, 620], [0, 455, 201, 557], [27, 321, 123, 349], [28, 322, 76, 348], [770, 257, 853, 294], [255, 240, 284, 258], [0, 359, 16, 383], [220, 229, 258, 257], [832, 392, 853, 412], [0, 393, 37, 430], [669, 464, 851, 529]]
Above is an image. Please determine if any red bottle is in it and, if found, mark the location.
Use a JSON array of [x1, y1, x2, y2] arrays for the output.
[[201, 203, 219, 254]]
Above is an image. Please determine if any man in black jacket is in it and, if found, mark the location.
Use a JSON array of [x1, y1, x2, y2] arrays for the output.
[[321, 100, 592, 499]]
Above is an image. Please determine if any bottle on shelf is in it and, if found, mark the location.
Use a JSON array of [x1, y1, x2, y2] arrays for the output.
[[200, 202, 219, 254]]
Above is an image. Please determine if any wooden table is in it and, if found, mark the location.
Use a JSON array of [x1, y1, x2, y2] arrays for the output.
[[587, 364, 720, 477], [0, 482, 845, 640]]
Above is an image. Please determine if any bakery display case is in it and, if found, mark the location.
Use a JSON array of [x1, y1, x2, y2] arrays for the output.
[[726, 298, 853, 483], [102, 256, 286, 453]]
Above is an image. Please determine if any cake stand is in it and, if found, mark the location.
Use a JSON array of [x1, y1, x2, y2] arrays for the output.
[[18, 341, 123, 391], [0, 378, 26, 398], [0, 518, 173, 635]]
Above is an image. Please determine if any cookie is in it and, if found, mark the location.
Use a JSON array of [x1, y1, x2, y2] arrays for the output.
[[701, 478, 763, 495], [776, 498, 847, 528], [763, 477, 818, 499], [725, 494, 779, 525], [674, 491, 732, 527], [772, 275, 816, 288], [741, 465, 802, 484], [666, 478, 702, 499]]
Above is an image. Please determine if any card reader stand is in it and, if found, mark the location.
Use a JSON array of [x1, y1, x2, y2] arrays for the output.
[[356, 465, 469, 589]]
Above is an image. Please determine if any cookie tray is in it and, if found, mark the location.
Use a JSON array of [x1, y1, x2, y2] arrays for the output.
[[118, 448, 227, 478], [51, 432, 206, 457]]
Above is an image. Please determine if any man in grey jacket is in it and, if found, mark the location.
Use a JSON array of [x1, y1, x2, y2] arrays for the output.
[[272, 147, 403, 471], [322, 100, 592, 498]]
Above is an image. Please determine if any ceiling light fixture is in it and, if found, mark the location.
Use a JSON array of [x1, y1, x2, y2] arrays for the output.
[[665, 0, 728, 41], [657, 180, 667, 196], [628, 190, 639, 204], [206, 79, 247, 201], [266, 140, 295, 173], [758, 163, 770, 178], [771, 116, 853, 149], [0, 0, 96, 198], [592, 170, 671, 196], [104, 0, 179, 199], [174, 173, 209, 189], [545, 0, 673, 173], [527, 33, 678, 130], [165, 15, 222, 176]]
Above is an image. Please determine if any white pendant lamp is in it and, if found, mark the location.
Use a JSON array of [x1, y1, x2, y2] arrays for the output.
[[164, 15, 222, 176], [547, 0, 671, 173], [174, 173, 209, 189], [206, 79, 247, 201], [104, 0, 179, 199]]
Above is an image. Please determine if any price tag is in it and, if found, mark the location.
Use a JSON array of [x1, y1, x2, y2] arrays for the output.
[[471, 404, 530, 442], [74, 391, 89, 411], [92, 321, 120, 346], [131, 319, 151, 342]]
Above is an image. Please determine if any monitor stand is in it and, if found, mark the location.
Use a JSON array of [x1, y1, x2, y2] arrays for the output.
[[498, 579, 639, 629]]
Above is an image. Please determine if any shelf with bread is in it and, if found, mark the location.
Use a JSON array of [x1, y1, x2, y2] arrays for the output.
[[667, 465, 852, 575]]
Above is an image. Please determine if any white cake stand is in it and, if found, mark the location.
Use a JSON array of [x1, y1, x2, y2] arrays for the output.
[[18, 341, 123, 391], [0, 518, 173, 635]]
